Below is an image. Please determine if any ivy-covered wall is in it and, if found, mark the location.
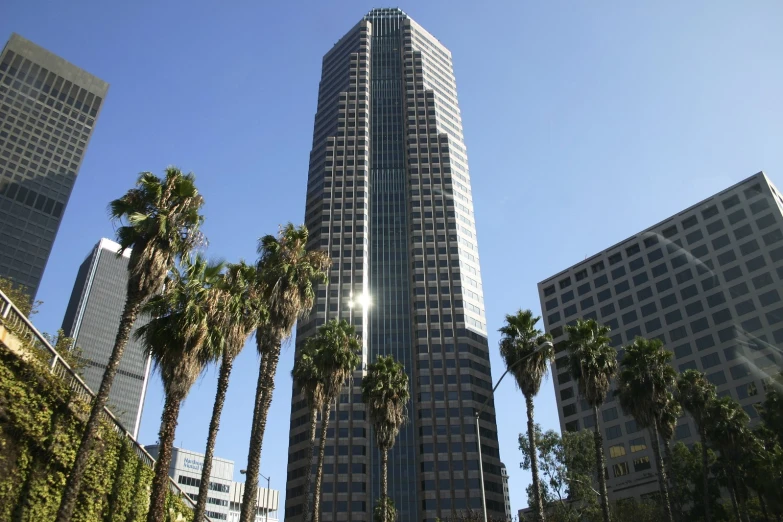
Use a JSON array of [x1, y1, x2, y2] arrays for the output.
[[0, 340, 193, 522]]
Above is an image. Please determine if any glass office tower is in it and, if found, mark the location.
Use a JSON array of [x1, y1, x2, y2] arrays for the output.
[[285, 9, 504, 522], [0, 33, 108, 297], [62, 238, 151, 438]]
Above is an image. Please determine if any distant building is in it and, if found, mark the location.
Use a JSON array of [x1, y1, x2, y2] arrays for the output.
[[145, 444, 279, 522], [0, 33, 109, 297], [500, 463, 511, 520], [539, 171, 783, 501], [61, 238, 150, 437]]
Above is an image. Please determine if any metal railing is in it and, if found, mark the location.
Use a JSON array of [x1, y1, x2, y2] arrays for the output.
[[0, 288, 209, 520]]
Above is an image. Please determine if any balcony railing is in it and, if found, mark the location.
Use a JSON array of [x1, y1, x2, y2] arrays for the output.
[[0, 288, 209, 520]]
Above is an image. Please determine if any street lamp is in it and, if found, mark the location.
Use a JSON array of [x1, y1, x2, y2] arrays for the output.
[[240, 469, 271, 522], [474, 340, 554, 522]]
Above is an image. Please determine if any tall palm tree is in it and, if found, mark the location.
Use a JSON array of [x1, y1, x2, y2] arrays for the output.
[[310, 320, 361, 522], [56, 167, 205, 522], [705, 396, 752, 522], [617, 337, 676, 522], [657, 390, 683, 520], [291, 344, 325, 522], [362, 355, 410, 522], [194, 261, 265, 522], [564, 319, 617, 522], [676, 369, 716, 522], [498, 309, 553, 522], [136, 255, 222, 522], [239, 224, 330, 522]]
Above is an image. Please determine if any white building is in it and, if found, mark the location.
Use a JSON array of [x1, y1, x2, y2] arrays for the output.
[[500, 463, 511, 521], [145, 445, 278, 521]]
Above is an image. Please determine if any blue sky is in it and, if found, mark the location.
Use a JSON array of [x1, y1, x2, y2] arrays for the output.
[[4, 0, 782, 515]]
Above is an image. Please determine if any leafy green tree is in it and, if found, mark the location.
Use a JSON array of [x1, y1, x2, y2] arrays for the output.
[[292, 343, 325, 522], [0, 276, 41, 317], [136, 255, 222, 522], [42, 329, 85, 376], [748, 426, 783, 520], [617, 337, 676, 522], [57, 167, 205, 522], [519, 425, 599, 522], [667, 442, 728, 522], [362, 356, 410, 522], [194, 261, 265, 522], [756, 372, 783, 445], [311, 320, 361, 522], [565, 319, 617, 522], [676, 369, 717, 522], [239, 224, 329, 522], [499, 309, 553, 522]]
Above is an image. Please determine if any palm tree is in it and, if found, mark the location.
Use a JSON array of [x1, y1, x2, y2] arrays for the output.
[[617, 337, 676, 522], [239, 224, 330, 522], [498, 309, 553, 522], [136, 255, 222, 522], [291, 344, 325, 522], [705, 396, 752, 522], [56, 168, 205, 522], [676, 369, 717, 522], [564, 319, 617, 522], [310, 320, 361, 522], [194, 261, 265, 522], [362, 355, 410, 522], [657, 390, 683, 520]]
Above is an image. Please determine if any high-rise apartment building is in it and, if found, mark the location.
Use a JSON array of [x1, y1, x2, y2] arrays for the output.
[[0, 33, 108, 297], [539, 172, 783, 500], [62, 238, 151, 438], [285, 8, 503, 522]]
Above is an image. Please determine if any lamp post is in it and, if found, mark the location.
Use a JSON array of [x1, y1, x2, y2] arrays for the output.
[[240, 469, 271, 522], [475, 340, 554, 522]]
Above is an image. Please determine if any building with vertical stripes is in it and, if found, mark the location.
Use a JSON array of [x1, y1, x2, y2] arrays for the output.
[[285, 8, 503, 522]]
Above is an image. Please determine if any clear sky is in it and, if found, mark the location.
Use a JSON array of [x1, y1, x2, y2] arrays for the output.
[[3, 0, 782, 516]]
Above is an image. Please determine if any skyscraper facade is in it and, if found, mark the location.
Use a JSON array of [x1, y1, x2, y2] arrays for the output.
[[538, 172, 783, 500], [285, 9, 503, 521], [0, 33, 108, 297], [62, 238, 151, 438]]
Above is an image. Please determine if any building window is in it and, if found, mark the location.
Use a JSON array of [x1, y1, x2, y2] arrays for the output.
[[609, 444, 626, 458], [630, 437, 647, 453], [613, 462, 630, 477], [633, 456, 651, 472]]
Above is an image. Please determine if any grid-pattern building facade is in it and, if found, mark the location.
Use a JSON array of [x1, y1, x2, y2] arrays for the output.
[[62, 238, 151, 438], [0, 33, 108, 297], [285, 8, 503, 522], [538, 172, 783, 500]]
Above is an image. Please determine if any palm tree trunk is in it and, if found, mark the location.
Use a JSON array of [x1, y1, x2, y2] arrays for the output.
[[239, 340, 281, 522], [56, 296, 142, 522], [147, 391, 183, 522], [649, 424, 673, 522], [728, 475, 740, 522], [593, 405, 611, 522], [759, 493, 770, 522], [194, 349, 235, 522], [381, 448, 389, 521], [661, 433, 678, 521], [312, 403, 332, 522], [699, 427, 712, 522], [526, 395, 545, 522], [303, 406, 319, 522]]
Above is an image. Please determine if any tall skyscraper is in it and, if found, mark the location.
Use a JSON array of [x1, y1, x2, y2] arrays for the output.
[[285, 9, 503, 521], [539, 172, 783, 501], [62, 238, 151, 438], [0, 33, 108, 297]]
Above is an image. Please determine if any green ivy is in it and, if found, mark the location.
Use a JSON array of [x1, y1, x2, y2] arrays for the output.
[[0, 340, 194, 521]]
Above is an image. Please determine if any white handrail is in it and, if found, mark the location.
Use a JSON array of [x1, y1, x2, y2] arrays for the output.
[[0, 288, 210, 521]]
